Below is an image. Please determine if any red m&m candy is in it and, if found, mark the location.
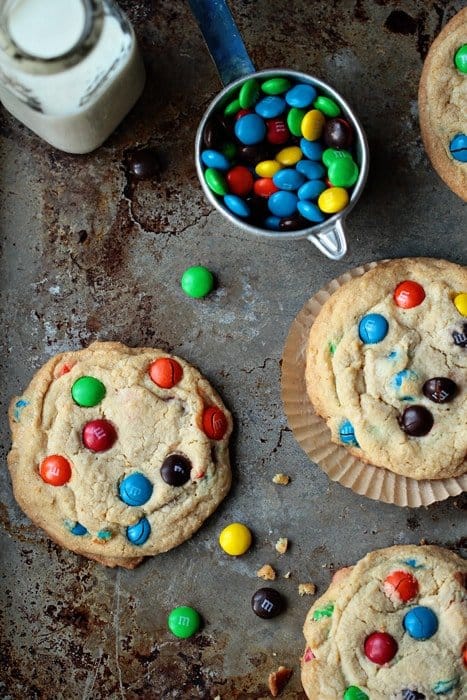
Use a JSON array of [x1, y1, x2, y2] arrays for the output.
[[82, 419, 117, 452], [383, 570, 419, 603], [149, 357, 183, 389], [226, 165, 254, 197], [40, 455, 72, 486], [394, 281, 426, 309], [364, 632, 398, 665], [202, 406, 228, 440], [266, 117, 290, 144]]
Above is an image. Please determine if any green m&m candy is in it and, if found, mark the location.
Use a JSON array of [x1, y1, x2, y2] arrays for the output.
[[224, 98, 241, 117], [314, 95, 341, 117], [204, 168, 228, 196], [261, 77, 292, 95], [71, 376, 106, 407], [181, 265, 214, 298], [239, 78, 260, 108], [167, 605, 201, 638], [322, 148, 352, 168], [287, 107, 306, 137], [343, 687, 369, 700], [454, 44, 467, 73], [328, 157, 359, 188]]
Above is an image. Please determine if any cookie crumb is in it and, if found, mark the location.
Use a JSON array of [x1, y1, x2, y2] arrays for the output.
[[257, 564, 277, 581], [298, 582, 316, 596], [275, 537, 288, 554], [268, 665, 293, 697], [272, 473, 290, 485], [283, 571, 291, 579]]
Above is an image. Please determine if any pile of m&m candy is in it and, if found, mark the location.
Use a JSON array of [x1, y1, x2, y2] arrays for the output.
[[334, 281, 465, 445], [200, 75, 360, 231], [450, 43, 467, 163], [39, 358, 229, 546]]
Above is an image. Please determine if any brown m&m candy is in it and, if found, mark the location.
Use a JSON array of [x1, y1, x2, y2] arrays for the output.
[[323, 118, 353, 149], [160, 454, 191, 486], [398, 405, 434, 437], [422, 377, 457, 403], [251, 587, 285, 618]]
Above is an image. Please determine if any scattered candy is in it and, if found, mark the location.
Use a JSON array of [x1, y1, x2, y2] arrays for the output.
[[251, 587, 285, 618], [82, 419, 117, 452], [39, 455, 72, 486], [219, 522, 252, 556], [312, 602, 334, 620], [403, 606, 438, 640], [364, 631, 398, 664], [394, 280, 426, 309], [339, 419, 359, 446], [202, 405, 228, 440], [200, 75, 360, 232], [399, 406, 434, 437], [119, 472, 153, 506], [160, 454, 192, 486], [167, 605, 201, 638], [181, 265, 214, 298], [454, 44, 467, 73], [383, 570, 419, 603], [343, 687, 369, 700], [358, 313, 389, 344], [71, 376, 106, 407], [453, 292, 467, 316], [126, 516, 151, 545], [449, 134, 467, 162], [126, 149, 161, 179], [149, 357, 183, 389], [422, 377, 457, 403]]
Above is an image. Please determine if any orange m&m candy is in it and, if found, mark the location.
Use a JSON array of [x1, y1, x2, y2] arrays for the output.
[[39, 455, 72, 486], [202, 406, 228, 440], [394, 280, 426, 309], [149, 357, 183, 389], [383, 570, 419, 603]]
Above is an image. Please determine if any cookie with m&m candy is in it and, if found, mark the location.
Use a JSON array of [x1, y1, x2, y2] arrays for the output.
[[306, 258, 467, 480], [301, 545, 466, 699], [419, 8, 467, 201], [7, 341, 232, 568]]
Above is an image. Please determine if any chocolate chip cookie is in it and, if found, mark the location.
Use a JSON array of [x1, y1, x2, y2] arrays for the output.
[[8, 342, 232, 568], [301, 545, 466, 699], [305, 258, 467, 480]]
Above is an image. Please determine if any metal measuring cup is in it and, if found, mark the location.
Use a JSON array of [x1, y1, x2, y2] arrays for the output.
[[190, 0, 369, 260]]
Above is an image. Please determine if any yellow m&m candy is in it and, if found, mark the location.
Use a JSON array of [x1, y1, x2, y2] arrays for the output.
[[453, 292, 467, 316], [219, 522, 252, 556], [301, 109, 325, 141], [255, 159, 282, 178], [275, 145, 302, 166], [318, 187, 349, 214]]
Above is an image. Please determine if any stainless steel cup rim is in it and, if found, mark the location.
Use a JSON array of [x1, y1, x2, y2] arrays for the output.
[[195, 67, 369, 254]]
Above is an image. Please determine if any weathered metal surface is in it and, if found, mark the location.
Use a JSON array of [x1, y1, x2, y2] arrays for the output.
[[0, 1, 466, 698]]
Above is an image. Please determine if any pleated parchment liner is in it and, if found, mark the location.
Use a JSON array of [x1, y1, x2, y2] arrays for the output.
[[281, 261, 467, 508]]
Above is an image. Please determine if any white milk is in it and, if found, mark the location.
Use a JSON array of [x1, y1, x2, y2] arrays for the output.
[[0, 0, 145, 153]]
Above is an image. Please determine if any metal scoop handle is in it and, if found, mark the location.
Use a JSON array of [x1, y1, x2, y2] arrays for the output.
[[188, 0, 255, 85]]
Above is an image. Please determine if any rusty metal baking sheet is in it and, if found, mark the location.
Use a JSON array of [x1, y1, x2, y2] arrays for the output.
[[0, 1, 466, 698]]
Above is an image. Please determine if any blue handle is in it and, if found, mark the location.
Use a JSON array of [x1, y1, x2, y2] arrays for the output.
[[188, 0, 255, 85]]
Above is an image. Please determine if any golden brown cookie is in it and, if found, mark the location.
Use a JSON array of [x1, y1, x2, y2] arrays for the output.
[[8, 341, 232, 568], [301, 545, 467, 700], [305, 258, 467, 480], [419, 8, 467, 201]]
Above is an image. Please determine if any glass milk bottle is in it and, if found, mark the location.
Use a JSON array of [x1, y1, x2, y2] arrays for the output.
[[0, 0, 145, 153]]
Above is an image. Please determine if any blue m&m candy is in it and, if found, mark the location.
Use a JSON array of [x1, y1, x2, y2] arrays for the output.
[[403, 606, 438, 640], [126, 517, 151, 545], [224, 194, 251, 217], [358, 314, 389, 344], [273, 168, 305, 191], [300, 137, 323, 160], [255, 95, 286, 119], [449, 134, 467, 162], [234, 114, 266, 145], [201, 149, 230, 170], [339, 419, 359, 446], [70, 522, 88, 536], [119, 472, 153, 506], [285, 83, 317, 108], [297, 200, 326, 223], [268, 190, 298, 217], [296, 160, 325, 180], [298, 180, 327, 200]]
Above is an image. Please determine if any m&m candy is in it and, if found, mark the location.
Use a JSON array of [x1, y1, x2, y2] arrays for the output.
[[202, 406, 228, 440], [168, 605, 201, 638], [251, 587, 285, 618], [453, 292, 467, 316], [364, 631, 398, 664], [160, 454, 192, 486], [398, 406, 434, 437], [126, 517, 151, 545], [181, 265, 214, 298], [450, 134, 467, 162], [394, 281, 426, 309], [343, 688, 368, 700], [403, 606, 438, 640], [358, 314, 389, 344], [219, 522, 252, 555], [383, 570, 419, 603], [40, 455, 72, 486], [454, 44, 467, 73], [422, 377, 457, 403], [119, 473, 153, 506], [148, 357, 183, 388], [71, 376, 106, 407], [82, 419, 117, 452]]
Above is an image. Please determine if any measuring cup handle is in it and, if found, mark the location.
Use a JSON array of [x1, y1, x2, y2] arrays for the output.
[[188, 0, 255, 85], [307, 219, 348, 260]]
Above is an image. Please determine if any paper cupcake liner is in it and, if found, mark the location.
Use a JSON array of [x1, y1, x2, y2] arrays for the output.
[[281, 261, 467, 507]]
